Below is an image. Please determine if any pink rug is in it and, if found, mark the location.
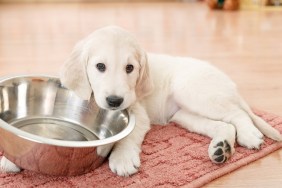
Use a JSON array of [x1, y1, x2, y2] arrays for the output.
[[1, 110, 282, 187]]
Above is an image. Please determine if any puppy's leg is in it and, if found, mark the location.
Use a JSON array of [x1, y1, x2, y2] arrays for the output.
[[222, 109, 265, 149], [0, 156, 21, 173], [171, 110, 236, 163], [193, 102, 265, 149], [109, 103, 150, 177], [173, 85, 266, 149]]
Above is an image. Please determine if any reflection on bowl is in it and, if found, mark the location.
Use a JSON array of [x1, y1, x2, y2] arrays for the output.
[[0, 75, 135, 176]]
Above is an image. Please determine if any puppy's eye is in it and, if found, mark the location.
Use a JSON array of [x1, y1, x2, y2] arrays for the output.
[[96, 63, 106, 72], [126, 64, 134, 74]]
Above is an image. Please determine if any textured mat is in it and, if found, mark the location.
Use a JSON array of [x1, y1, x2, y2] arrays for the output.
[[1, 110, 282, 188]]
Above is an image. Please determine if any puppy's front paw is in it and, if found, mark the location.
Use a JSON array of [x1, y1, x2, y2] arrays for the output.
[[0, 157, 21, 173], [209, 139, 234, 163], [109, 147, 140, 177]]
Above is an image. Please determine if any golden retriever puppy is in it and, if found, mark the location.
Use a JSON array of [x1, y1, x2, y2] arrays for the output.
[[1, 26, 281, 177]]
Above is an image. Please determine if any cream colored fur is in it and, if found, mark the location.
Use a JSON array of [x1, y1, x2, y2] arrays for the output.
[[1, 26, 281, 177]]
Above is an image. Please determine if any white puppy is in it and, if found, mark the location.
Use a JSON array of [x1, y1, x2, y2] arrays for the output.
[[1, 26, 281, 176]]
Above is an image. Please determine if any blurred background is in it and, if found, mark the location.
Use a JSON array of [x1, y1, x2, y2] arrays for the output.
[[0, 0, 282, 186]]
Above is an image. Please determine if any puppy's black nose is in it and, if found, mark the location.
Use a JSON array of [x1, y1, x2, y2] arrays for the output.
[[106, 95, 124, 108]]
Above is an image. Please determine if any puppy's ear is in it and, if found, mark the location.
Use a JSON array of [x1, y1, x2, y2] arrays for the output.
[[136, 51, 154, 99], [60, 40, 92, 100]]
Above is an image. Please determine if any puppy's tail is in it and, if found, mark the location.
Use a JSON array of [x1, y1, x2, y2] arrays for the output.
[[239, 96, 282, 141]]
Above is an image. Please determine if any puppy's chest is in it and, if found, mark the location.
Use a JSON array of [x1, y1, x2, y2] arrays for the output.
[[142, 93, 178, 125]]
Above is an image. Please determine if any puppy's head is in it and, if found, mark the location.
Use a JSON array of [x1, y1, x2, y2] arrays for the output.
[[60, 26, 153, 110]]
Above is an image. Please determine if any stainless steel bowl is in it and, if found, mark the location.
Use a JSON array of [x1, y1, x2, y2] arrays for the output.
[[0, 75, 135, 176]]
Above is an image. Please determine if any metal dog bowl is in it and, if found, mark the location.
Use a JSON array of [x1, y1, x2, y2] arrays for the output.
[[0, 75, 135, 176]]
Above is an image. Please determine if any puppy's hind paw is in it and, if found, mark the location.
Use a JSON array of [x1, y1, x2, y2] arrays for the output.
[[237, 131, 264, 150], [0, 156, 21, 173], [209, 139, 233, 163]]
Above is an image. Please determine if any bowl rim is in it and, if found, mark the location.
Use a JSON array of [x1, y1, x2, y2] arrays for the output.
[[0, 74, 135, 147]]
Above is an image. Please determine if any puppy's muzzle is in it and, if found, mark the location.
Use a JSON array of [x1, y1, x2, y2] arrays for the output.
[[106, 95, 124, 108]]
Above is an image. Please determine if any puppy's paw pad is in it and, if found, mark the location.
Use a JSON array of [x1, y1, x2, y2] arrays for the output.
[[210, 140, 232, 164], [0, 157, 21, 173]]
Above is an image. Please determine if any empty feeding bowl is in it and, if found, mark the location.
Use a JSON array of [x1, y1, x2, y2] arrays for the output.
[[0, 75, 135, 176]]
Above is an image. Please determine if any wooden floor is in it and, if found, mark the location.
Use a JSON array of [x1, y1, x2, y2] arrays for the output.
[[1, 1, 282, 187]]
